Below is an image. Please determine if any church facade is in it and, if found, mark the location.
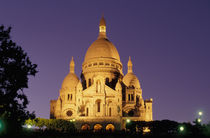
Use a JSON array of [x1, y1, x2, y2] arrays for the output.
[[50, 16, 153, 131]]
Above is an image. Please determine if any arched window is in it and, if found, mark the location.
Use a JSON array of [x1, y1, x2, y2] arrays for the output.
[[131, 94, 134, 101], [97, 101, 100, 112], [88, 79, 91, 87], [86, 108, 89, 116], [128, 94, 131, 101], [60, 98, 62, 109], [105, 78, 109, 86], [136, 96, 140, 105], [67, 94, 70, 100], [70, 94, 73, 100], [96, 80, 101, 93]]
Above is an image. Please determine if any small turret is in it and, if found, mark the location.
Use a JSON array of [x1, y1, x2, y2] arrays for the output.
[[70, 57, 75, 73], [127, 56, 133, 73]]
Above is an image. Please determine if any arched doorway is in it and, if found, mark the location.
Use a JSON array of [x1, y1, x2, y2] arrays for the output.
[[106, 124, 115, 132], [94, 124, 103, 131], [81, 124, 90, 130], [128, 110, 135, 117]]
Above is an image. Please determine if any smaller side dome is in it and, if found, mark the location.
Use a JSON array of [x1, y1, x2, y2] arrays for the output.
[[123, 56, 141, 88], [61, 73, 79, 90], [61, 57, 79, 90], [123, 73, 141, 89]]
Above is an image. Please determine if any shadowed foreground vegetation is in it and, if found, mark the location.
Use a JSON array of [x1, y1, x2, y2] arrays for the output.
[[1, 118, 210, 138]]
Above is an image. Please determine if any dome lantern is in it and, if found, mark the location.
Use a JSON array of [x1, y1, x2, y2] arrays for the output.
[[98, 15, 107, 39]]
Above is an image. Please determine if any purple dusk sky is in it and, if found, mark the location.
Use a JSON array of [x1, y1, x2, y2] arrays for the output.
[[1, 0, 209, 123]]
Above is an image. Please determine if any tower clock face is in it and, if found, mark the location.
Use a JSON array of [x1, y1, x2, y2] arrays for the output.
[[66, 110, 73, 116]]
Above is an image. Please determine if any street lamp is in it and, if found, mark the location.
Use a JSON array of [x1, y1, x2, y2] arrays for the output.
[[179, 126, 184, 132], [197, 118, 202, 123], [126, 119, 130, 123], [27, 125, 32, 129], [198, 111, 203, 116]]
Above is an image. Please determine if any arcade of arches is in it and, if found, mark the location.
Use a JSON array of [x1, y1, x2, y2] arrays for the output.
[[81, 124, 115, 131]]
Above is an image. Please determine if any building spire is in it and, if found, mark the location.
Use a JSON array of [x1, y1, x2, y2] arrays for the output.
[[127, 56, 133, 73], [70, 56, 75, 73], [98, 15, 107, 39]]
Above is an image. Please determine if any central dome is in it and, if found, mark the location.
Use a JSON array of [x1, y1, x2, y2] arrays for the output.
[[84, 16, 121, 64], [84, 38, 120, 63]]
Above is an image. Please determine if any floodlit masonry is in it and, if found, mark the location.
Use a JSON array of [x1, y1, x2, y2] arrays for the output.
[[50, 16, 153, 131]]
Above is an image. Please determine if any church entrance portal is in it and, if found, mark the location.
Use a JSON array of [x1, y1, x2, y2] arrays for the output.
[[81, 124, 90, 130], [94, 124, 103, 131], [105, 124, 115, 131]]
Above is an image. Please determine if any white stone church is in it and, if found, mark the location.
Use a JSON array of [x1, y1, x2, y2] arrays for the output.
[[50, 16, 153, 131]]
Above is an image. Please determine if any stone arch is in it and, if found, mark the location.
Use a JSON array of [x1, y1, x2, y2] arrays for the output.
[[128, 109, 135, 117], [94, 124, 103, 131], [81, 124, 90, 130], [106, 124, 115, 132]]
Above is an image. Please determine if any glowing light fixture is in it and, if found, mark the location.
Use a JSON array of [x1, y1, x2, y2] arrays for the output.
[[27, 125, 32, 129], [179, 126, 184, 132], [126, 119, 130, 123], [70, 119, 76, 122], [143, 127, 151, 133], [197, 118, 202, 123], [198, 111, 203, 116]]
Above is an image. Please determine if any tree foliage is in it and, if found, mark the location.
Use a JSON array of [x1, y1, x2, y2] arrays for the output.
[[126, 120, 210, 137], [25, 118, 75, 132], [0, 25, 37, 133]]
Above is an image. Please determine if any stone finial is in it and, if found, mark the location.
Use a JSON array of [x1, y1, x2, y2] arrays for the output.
[[70, 56, 75, 73], [127, 56, 133, 73]]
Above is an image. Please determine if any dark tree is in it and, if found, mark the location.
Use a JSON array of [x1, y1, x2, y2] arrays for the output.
[[0, 25, 37, 133]]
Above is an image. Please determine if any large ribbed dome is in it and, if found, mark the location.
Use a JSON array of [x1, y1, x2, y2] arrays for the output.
[[61, 73, 79, 89], [84, 38, 120, 62]]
